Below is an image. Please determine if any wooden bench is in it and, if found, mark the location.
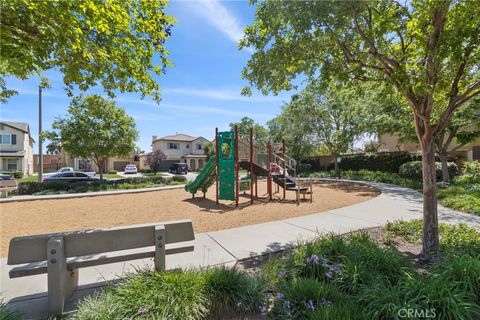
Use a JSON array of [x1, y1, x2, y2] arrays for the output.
[[0, 179, 17, 198], [7, 220, 195, 318]]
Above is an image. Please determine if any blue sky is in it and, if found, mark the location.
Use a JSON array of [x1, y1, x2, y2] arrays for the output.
[[0, 0, 297, 153]]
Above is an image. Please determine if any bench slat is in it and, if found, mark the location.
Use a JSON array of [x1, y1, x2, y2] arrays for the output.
[[9, 245, 195, 278], [8, 220, 194, 264]]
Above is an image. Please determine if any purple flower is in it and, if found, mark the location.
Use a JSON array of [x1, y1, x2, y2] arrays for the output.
[[259, 305, 268, 313], [283, 300, 291, 309], [137, 306, 149, 314], [305, 254, 320, 264], [325, 271, 333, 279], [275, 292, 285, 300], [307, 300, 316, 310], [277, 270, 286, 278]]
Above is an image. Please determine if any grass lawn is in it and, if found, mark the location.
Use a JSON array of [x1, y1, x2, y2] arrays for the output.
[[5, 220, 474, 319], [141, 172, 167, 177], [103, 174, 124, 180], [309, 169, 480, 216], [16, 175, 38, 183]]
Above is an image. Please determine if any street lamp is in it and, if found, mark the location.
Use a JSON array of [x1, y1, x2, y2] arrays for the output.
[[336, 156, 342, 179], [38, 77, 51, 182]]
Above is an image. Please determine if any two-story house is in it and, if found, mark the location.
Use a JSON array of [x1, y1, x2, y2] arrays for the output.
[[378, 133, 480, 162], [152, 134, 209, 171], [0, 121, 34, 175]]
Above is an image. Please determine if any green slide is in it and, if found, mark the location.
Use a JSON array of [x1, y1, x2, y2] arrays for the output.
[[185, 156, 216, 195]]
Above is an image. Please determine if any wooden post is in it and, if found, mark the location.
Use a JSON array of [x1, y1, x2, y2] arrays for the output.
[[215, 128, 219, 205], [235, 126, 239, 207], [267, 141, 272, 200], [250, 128, 254, 204], [154, 225, 166, 271]]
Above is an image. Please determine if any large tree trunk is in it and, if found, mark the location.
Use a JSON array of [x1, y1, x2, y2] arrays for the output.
[[439, 151, 449, 183], [420, 138, 441, 260]]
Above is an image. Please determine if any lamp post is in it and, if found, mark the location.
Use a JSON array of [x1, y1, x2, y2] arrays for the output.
[[37, 77, 51, 183], [336, 156, 342, 179]]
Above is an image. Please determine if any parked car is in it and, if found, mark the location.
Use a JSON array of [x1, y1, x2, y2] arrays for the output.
[[42, 171, 99, 183], [270, 163, 282, 174], [45, 167, 96, 177], [169, 163, 188, 174], [124, 164, 138, 174], [0, 173, 16, 182]]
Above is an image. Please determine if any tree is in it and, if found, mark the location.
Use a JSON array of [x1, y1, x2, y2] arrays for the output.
[[240, 0, 480, 260], [202, 141, 215, 160], [47, 95, 138, 180], [229, 117, 269, 144], [144, 150, 167, 175], [1, 0, 174, 102], [285, 84, 366, 171]]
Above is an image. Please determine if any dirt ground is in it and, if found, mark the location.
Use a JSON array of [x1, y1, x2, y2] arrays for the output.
[[0, 181, 378, 257]]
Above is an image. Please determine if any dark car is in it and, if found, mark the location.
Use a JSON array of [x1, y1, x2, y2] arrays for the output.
[[0, 173, 14, 180], [169, 163, 188, 174], [42, 171, 99, 183]]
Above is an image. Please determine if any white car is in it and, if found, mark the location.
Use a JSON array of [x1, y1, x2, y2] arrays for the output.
[[124, 164, 138, 174]]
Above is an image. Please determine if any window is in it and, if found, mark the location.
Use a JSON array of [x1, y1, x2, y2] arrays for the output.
[[0, 134, 11, 144], [167, 142, 179, 149], [186, 144, 190, 149], [196, 144, 202, 150], [74, 172, 88, 177], [7, 159, 17, 170]]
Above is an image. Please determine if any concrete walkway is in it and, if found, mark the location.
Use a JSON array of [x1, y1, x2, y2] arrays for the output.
[[1, 180, 479, 319]]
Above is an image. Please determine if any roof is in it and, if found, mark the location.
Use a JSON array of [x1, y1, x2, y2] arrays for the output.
[[154, 134, 206, 142], [1, 121, 29, 133]]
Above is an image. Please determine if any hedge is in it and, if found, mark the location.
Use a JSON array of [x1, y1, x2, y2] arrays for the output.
[[399, 161, 459, 180], [15, 175, 187, 195], [303, 152, 457, 173]]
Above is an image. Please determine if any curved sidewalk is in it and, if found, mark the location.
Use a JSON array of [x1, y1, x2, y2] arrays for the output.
[[2, 180, 479, 319]]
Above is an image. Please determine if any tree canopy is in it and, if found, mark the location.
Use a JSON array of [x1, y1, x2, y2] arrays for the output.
[[229, 116, 269, 144], [1, 0, 174, 102], [46, 94, 138, 179], [144, 150, 167, 175], [241, 0, 480, 259]]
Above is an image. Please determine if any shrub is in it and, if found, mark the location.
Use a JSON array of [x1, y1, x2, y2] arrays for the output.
[[0, 171, 23, 178], [399, 161, 458, 180], [171, 175, 187, 183], [204, 267, 268, 317], [457, 160, 480, 184], [297, 163, 312, 174], [108, 170, 117, 174]]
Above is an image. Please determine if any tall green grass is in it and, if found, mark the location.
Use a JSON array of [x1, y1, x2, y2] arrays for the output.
[[71, 222, 480, 320]]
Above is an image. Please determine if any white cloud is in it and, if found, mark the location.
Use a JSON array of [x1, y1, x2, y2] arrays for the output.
[[187, 0, 249, 49], [116, 97, 270, 119], [163, 87, 287, 103]]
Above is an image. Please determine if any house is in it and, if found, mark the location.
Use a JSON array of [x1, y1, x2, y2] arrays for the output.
[[0, 121, 34, 175], [378, 134, 480, 161], [151, 134, 209, 171]]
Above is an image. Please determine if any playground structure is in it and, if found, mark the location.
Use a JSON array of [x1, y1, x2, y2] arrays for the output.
[[185, 127, 313, 205]]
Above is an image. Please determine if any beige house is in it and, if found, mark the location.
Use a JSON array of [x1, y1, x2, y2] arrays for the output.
[[0, 121, 34, 175], [378, 134, 480, 161], [151, 134, 208, 171]]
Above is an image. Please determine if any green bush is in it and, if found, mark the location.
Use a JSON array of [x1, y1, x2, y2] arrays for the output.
[[71, 268, 268, 320], [456, 160, 480, 184], [399, 161, 458, 180], [0, 170, 23, 178], [171, 175, 187, 183], [108, 170, 117, 174]]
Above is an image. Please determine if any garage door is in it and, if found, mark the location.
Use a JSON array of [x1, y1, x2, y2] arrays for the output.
[[113, 161, 130, 171]]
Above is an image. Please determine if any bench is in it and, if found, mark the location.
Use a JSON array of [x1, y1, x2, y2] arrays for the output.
[[0, 179, 17, 198], [7, 220, 195, 318]]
